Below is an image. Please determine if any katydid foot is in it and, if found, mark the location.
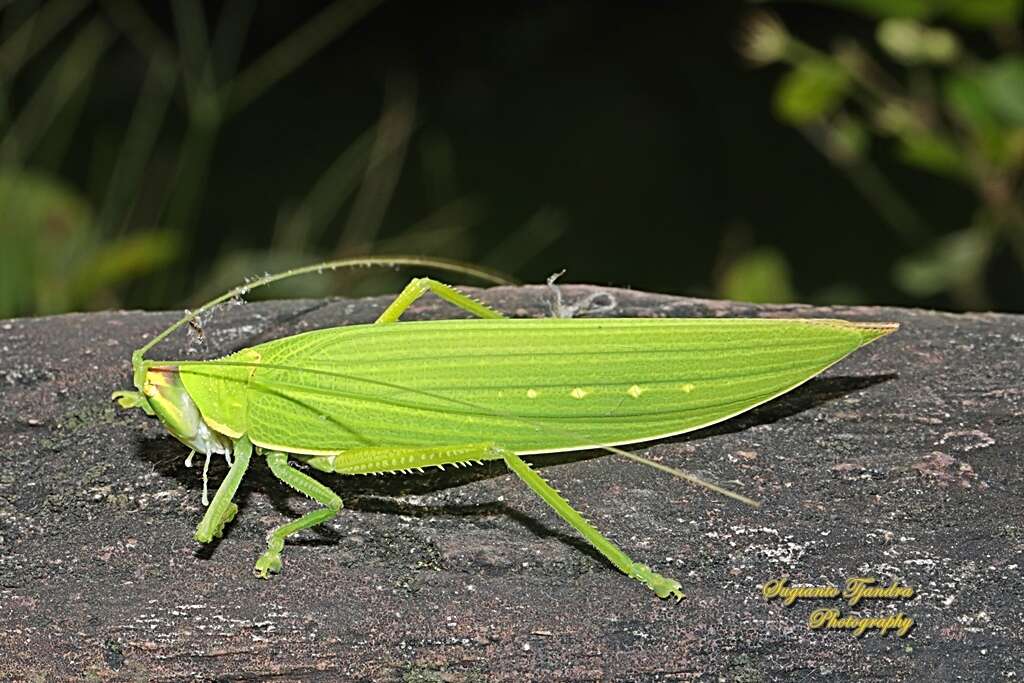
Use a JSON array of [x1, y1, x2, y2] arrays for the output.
[[194, 502, 238, 543], [253, 451, 343, 578], [254, 538, 284, 578], [630, 563, 685, 601]]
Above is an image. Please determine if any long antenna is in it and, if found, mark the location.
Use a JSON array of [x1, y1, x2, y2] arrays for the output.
[[131, 255, 512, 387]]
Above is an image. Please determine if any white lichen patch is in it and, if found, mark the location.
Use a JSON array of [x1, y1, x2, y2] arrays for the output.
[[713, 525, 813, 568], [936, 429, 995, 451]]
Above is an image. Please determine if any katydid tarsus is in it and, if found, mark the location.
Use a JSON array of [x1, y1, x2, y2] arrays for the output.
[[113, 257, 897, 600]]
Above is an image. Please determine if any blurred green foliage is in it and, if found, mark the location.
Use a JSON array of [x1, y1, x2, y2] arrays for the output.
[[0, 170, 178, 313], [719, 246, 796, 304], [738, 0, 1024, 309]]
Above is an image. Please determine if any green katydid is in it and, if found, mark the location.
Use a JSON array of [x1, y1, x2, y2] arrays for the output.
[[112, 256, 897, 600]]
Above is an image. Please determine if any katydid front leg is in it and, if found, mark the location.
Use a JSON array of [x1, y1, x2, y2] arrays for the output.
[[306, 443, 683, 599], [194, 435, 252, 543]]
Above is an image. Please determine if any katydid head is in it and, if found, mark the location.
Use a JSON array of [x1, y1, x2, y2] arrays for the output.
[[135, 365, 231, 455]]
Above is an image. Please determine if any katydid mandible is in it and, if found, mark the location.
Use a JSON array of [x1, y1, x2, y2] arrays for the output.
[[113, 257, 898, 600]]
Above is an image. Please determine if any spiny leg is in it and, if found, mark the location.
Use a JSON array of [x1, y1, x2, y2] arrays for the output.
[[306, 443, 507, 475], [306, 443, 683, 599], [375, 277, 505, 323], [255, 451, 343, 578], [195, 436, 252, 543]]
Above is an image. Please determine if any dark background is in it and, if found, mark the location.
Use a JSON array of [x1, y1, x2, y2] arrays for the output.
[[1, 0, 1021, 316]]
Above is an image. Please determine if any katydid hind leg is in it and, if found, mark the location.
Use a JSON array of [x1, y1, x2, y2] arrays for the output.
[[194, 436, 252, 543], [309, 443, 683, 599], [375, 277, 505, 323], [255, 451, 344, 578], [306, 442, 508, 475], [501, 450, 684, 600]]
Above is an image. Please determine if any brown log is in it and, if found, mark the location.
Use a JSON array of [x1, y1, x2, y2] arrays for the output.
[[1, 285, 1020, 680]]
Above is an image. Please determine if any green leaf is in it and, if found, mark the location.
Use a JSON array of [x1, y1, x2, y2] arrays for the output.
[[0, 170, 92, 237], [829, 115, 870, 161], [945, 71, 1001, 135], [973, 57, 1024, 125], [815, 0, 1022, 24], [943, 0, 1023, 26], [897, 131, 966, 177], [0, 170, 93, 315], [72, 231, 181, 299], [813, 0, 936, 19], [876, 18, 927, 64], [944, 70, 1020, 166], [774, 59, 851, 124], [0, 171, 179, 314], [718, 247, 796, 304], [876, 18, 959, 64]]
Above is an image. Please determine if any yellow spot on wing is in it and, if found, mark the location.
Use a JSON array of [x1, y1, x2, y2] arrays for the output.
[[526, 389, 538, 399], [681, 383, 695, 393], [570, 387, 588, 399], [627, 384, 644, 398]]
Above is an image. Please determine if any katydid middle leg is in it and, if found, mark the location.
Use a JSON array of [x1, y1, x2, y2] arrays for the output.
[[376, 277, 505, 323], [254, 451, 344, 577], [306, 443, 683, 599]]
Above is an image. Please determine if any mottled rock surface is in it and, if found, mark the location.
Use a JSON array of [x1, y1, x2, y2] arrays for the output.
[[1, 285, 1021, 681]]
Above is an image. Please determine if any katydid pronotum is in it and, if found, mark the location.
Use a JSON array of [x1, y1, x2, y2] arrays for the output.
[[113, 257, 897, 600]]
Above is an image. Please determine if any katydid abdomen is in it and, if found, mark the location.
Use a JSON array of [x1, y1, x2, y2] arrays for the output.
[[176, 317, 895, 456]]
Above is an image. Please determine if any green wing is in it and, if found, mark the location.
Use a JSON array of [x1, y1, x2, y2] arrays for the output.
[[187, 317, 894, 454]]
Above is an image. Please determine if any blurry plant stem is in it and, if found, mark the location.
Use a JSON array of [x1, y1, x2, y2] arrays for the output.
[[336, 74, 417, 255], [0, 0, 88, 79], [98, 58, 177, 233], [982, 175, 1024, 270], [952, 271, 991, 311], [33, 56, 93, 169], [100, 0, 176, 66], [0, 18, 111, 165], [209, 0, 253, 86], [959, 221, 996, 311], [224, 0, 385, 116], [785, 36, 900, 105], [162, 0, 222, 236], [833, 40, 904, 104], [161, 114, 219, 237], [801, 127, 928, 242], [367, 197, 484, 256], [483, 207, 567, 274], [171, 0, 214, 109], [272, 126, 378, 251], [101, 0, 386, 305], [907, 67, 940, 127]]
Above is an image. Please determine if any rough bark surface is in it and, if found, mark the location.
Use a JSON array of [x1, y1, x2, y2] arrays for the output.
[[1, 285, 1021, 681]]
